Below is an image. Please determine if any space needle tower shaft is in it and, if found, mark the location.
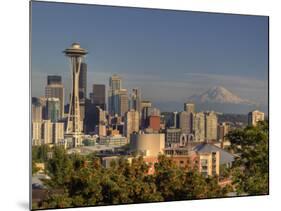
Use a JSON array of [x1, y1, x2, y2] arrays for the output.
[[63, 43, 88, 147]]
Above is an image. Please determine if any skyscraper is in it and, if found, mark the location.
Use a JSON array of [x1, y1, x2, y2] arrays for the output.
[[179, 111, 189, 134], [248, 110, 265, 126], [79, 62, 87, 122], [47, 75, 62, 85], [193, 112, 205, 142], [109, 74, 121, 90], [124, 110, 140, 138], [46, 98, 60, 122], [141, 100, 152, 128], [118, 89, 129, 117], [184, 103, 195, 113], [92, 84, 106, 110], [45, 75, 64, 118], [184, 102, 195, 134], [108, 74, 122, 115], [205, 111, 218, 141], [131, 88, 141, 113]]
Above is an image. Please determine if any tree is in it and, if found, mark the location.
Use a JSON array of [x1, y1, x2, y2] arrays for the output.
[[154, 155, 185, 200], [227, 121, 269, 195], [32, 160, 39, 175], [45, 146, 73, 188], [32, 145, 49, 162]]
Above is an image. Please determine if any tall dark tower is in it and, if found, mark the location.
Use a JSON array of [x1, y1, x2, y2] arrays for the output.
[[92, 84, 106, 110], [79, 62, 87, 123], [64, 43, 88, 147]]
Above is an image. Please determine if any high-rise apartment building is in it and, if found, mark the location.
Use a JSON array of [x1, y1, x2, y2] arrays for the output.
[[42, 120, 53, 144], [32, 122, 42, 145], [205, 111, 218, 141], [248, 110, 265, 126], [32, 120, 65, 145], [53, 122, 65, 144], [124, 110, 140, 138], [45, 75, 64, 118]]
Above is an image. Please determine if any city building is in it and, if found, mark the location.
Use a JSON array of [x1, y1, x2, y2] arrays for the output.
[[99, 135, 128, 146], [184, 103, 195, 113], [47, 75, 62, 85], [41, 120, 53, 144], [45, 75, 64, 118], [184, 103, 195, 134], [46, 98, 60, 122], [124, 110, 140, 138], [131, 88, 141, 113], [165, 128, 182, 147], [193, 112, 205, 142], [161, 112, 175, 128], [179, 111, 189, 134], [79, 62, 87, 122], [52, 122, 64, 144], [32, 122, 42, 145], [217, 122, 230, 148], [32, 97, 42, 122], [173, 112, 179, 128], [108, 74, 122, 115], [141, 100, 152, 127], [118, 88, 129, 116], [96, 124, 107, 137], [248, 110, 265, 126], [198, 151, 220, 177], [149, 115, 161, 132], [205, 111, 218, 142], [130, 133, 165, 157], [193, 143, 235, 169], [92, 84, 106, 110]]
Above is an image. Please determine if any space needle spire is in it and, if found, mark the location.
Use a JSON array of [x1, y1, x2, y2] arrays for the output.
[[63, 43, 88, 147]]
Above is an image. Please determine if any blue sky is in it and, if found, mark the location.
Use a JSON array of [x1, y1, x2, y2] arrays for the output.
[[31, 1, 268, 111]]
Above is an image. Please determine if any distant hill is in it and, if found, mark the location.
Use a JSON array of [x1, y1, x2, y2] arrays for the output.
[[186, 86, 267, 114], [155, 86, 268, 114], [188, 86, 254, 105]]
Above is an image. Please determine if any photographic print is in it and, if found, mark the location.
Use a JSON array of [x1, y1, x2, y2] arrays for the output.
[[30, 1, 269, 210]]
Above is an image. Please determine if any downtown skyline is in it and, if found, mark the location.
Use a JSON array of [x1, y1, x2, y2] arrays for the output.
[[31, 2, 268, 112]]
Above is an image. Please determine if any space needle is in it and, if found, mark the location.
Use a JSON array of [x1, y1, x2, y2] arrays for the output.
[[63, 43, 88, 147]]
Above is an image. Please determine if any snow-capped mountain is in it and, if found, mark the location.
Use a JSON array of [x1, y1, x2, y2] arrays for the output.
[[188, 86, 254, 105]]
